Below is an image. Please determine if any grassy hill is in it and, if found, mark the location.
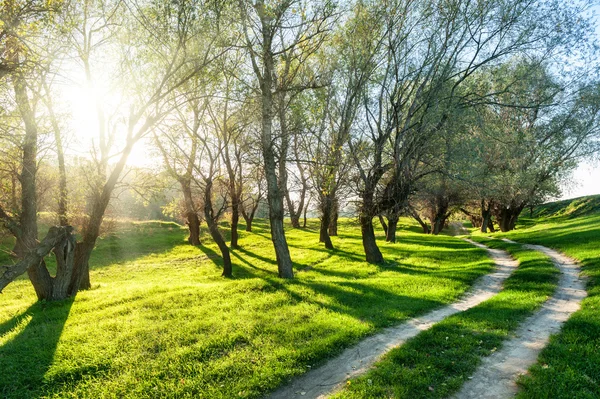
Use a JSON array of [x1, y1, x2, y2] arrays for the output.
[[532, 194, 600, 218]]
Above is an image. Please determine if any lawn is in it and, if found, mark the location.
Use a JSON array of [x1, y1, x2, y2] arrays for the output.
[[332, 238, 558, 398], [0, 218, 493, 398], [498, 213, 600, 398]]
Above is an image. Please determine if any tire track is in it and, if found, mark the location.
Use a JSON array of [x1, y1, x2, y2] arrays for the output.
[[454, 239, 587, 399], [267, 239, 518, 399]]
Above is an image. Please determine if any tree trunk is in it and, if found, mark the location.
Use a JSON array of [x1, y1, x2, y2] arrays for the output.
[[319, 198, 334, 249], [1, 226, 76, 298], [459, 208, 482, 228], [385, 213, 398, 243], [285, 192, 301, 228], [328, 197, 338, 236], [182, 181, 201, 245], [261, 52, 294, 278], [410, 209, 430, 234], [318, 193, 334, 249], [241, 206, 257, 232], [429, 198, 450, 235], [204, 180, 232, 277], [12, 64, 55, 300], [360, 214, 383, 264], [72, 137, 140, 291], [378, 215, 388, 236], [186, 212, 201, 245], [303, 198, 309, 228], [45, 81, 69, 226], [230, 193, 240, 249], [496, 205, 523, 232], [480, 200, 492, 233]]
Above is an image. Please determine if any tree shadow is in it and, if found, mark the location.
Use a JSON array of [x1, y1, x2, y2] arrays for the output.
[[0, 298, 74, 399]]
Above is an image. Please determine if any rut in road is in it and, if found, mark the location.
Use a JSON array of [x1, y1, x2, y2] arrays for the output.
[[453, 240, 587, 399], [267, 239, 518, 399]]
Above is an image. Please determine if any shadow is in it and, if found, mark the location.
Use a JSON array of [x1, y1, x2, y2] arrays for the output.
[[0, 298, 74, 398]]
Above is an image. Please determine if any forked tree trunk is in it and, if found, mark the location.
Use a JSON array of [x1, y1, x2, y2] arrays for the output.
[[480, 200, 493, 233], [303, 198, 309, 228], [203, 180, 232, 277], [285, 190, 302, 228], [497, 205, 524, 232], [1, 226, 76, 298], [241, 204, 258, 232], [429, 199, 450, 235]]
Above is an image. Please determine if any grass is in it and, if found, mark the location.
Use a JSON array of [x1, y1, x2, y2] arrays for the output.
[[0, 218, 493, 399], [496, 212, 600, 399], [331, 238, 558, 399]]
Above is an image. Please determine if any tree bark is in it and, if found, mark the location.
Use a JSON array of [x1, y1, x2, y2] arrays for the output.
[[360, 214, 383, 263], [385, 213, 398, 243], [203, 180, 232, 277], [44, 80, 69, 226], [1, 226, 76, 297], [480, 200, 493, 233], [241, 204, 258, 232], [328, 197, 338, 236], [72, 136, 141, 291], [319, 197, 334, 249], [259, 27, 294, 278], [378, 215, 388, 236], [182, 181, 201, 245], [303, 197, 309, 228], [186, 212, 201, 245], [410, 209, 430, 234]]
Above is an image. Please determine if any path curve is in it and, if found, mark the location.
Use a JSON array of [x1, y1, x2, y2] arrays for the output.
[[454, 240, 587, 399], [267, 239, 518, 399]]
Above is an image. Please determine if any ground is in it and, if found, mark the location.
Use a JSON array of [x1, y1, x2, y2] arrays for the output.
[[0, 197, 598, 399]]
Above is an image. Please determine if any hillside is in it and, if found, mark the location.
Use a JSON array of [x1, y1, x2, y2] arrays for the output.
[[532, 194, 600, 218]]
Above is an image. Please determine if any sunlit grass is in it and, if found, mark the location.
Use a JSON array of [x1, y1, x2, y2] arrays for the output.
[[332, 238, 558, 398], [0, 218, 492, 398], [496, 213, 600, 398]]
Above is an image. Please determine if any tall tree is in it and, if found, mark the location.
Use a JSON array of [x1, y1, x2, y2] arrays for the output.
[[238, 0, 336, 277]]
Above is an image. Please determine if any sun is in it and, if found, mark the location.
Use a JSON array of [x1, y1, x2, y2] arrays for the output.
[[59, 81, 153, 168]]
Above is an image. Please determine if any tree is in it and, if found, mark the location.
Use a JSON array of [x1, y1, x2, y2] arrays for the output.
[[237, 0, 336, 278]]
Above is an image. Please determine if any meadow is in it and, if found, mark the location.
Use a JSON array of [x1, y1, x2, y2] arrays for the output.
[[1, 196, 598, 398], [0, 219, 492, 398]]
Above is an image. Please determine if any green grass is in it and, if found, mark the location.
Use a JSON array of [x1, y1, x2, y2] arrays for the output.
[[331, 238, 558, 399], [531, 194, 600, 218], [496, 212, 600, 398], [0, 218, 493, 398]]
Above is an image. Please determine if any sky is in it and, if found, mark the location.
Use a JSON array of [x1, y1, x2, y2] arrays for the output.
[[561, 161, 600, 200], [59, 2, 600, 202]]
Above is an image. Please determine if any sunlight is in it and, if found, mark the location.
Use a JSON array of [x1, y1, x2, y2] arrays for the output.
[[60, 82, 152, 168]]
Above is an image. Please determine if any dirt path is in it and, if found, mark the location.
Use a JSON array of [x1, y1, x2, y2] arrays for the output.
[[267, 239, 518, 399], [453, 240, 587, 399]]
